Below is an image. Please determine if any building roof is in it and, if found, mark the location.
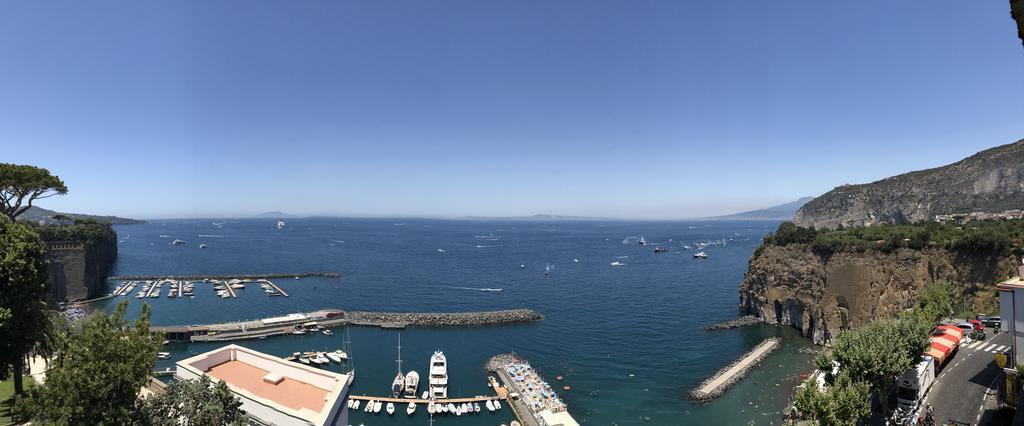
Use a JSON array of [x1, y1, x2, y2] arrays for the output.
[[177, 344, 350, 425], [997, 276, 1024, 291], [539, 409, 581, 426]]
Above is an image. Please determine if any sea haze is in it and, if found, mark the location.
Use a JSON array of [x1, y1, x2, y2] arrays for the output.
[[98, 218, 815, 425]]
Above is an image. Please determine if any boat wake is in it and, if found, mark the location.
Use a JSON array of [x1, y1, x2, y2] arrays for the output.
[[332, 240, 345, 243], [449, 286, 503, 292], [476, 245, 503, 248], [159, 235, 174, 238], [197, 234, 227, 238]]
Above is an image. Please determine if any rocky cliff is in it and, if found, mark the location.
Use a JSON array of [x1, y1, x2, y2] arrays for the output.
[[739, 244, 1018, 345], [37, 222, 118, 302], [794, 139, 1024, 229]]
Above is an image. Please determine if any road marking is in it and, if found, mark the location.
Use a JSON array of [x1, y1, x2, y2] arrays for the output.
[[982, 343, 997, 352], [967, 341, 982, 349], [996, 345, 1008, 352]]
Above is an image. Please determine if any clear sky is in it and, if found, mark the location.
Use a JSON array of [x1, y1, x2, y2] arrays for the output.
[[2, 1, 1023, 219]]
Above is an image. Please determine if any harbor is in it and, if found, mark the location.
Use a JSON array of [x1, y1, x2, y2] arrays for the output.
[[108, 272, 341, 280]]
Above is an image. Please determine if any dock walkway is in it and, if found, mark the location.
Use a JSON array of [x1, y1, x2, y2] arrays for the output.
[[347, 395, 501, 404], [109, 272, 340, 281], [688, 337, 781, 401], [264, 280, 288, 297]]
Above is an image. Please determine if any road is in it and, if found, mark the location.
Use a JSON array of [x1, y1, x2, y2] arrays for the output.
[[921, 330, 1010, 425]]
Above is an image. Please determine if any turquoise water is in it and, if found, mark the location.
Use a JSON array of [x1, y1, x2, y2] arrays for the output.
[[96, 218, 815, 425]]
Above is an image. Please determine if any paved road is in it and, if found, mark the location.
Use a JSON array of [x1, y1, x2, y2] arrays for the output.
[[922, 330, 1010, 425]]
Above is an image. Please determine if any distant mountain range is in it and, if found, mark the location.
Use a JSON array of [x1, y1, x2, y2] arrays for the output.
[[464, 214, 604, 221], [252, 211, 297, 218], [703, 197, 814, 221], [19, 206, 145, 225], [795, 139, 1024, 229]]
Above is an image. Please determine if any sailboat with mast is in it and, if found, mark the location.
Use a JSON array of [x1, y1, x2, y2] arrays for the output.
[[391, 333, 405, 398]]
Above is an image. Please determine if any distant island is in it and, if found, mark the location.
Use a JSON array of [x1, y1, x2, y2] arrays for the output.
[[700, 197, 814, 221], [20, 206, 145, 225], [251, 211, 297, 218]]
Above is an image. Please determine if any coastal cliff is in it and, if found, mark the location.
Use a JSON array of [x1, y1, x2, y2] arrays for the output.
[[739, 244, 1018, 345], [35, 221, 118, 301], [794, 139, 1024, 229]]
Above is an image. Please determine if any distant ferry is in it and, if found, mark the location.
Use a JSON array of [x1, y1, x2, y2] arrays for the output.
[[276, 219, 286, 229], [429, 351, 448, 399]]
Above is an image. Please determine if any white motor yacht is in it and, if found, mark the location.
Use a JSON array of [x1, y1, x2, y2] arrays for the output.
[[429, 351, 449, 399], [407, 402, 416, 415], [486, 400, 495, 411]]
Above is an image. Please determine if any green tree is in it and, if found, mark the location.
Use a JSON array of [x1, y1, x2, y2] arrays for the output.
[[917, 281, 955, 323], [828, 317, 929, 414], [794, 372, 871, 426], [0, 164, 68, 221], [135, 375, 246, 426], [16, 301, 161, 425], [0, 219, 51, 395]]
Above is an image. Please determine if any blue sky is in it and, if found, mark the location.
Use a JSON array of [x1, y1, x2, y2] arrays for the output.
[[2, 1, 1022, 219]]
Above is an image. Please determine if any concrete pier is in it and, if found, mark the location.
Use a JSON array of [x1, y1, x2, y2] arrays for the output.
[[688, 337, 781, 401], [263, 279, 288, 297]]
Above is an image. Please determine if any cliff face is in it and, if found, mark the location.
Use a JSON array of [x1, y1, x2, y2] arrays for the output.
[[42, 227, 118, 302], [739, 245, 1018, 345], [794, 139, 1024, 229]]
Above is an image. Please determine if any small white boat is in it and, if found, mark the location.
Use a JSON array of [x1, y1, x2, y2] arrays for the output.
[[573, 258, 579, 263], [447, 403, 456, 413], [170, 239, 186, 245], [352, 400, 360, 410], [299, 357, 310, 365], [386, 402, 395, 415], [277, 219, 286, 229], [157, 352, 171, 359], [437, 248, 446, 253], [406, 402, 416, 415], [374, 400, 383, 413], [474, 402, 481, 413], [198, 243, 208, 249], [455, 405, 462, 416], [511, 421, 521, 426], [332, 349, 348, 361], [421, 391, 429, 399], [486, 400, 495, 411], [428, 402, 435, 414], [326, 352, 342, 363], [494, 400, 501, 410], [610, 261, 624, 266], [365, 400, 373, 412], [694, 251, 708, 259], [404, 370, 419, 398], [322, 329, 333, 336], [291, 329, 306, 335]]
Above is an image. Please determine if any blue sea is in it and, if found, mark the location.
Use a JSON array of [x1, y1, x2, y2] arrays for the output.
[[96, 218, 815, 425]]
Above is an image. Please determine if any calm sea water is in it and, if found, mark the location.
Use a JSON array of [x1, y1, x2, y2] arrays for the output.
[[96, 218, 814, 425]]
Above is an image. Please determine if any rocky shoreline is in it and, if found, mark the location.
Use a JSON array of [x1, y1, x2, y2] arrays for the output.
[[347, 309, 543, 328], [704, 315, 760, 331]]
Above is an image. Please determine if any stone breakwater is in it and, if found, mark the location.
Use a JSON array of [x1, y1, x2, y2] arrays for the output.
[[688, 337, 781, 402], [347, 309, 543, 328], [704, 315, 760, 331]]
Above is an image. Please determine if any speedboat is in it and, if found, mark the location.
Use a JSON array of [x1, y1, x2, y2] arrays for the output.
[[170, 239, 186, 245], [429, 351, 449, 399], [474, 402, 481, 413], [352, 400, 360, 410], [277, 219, 286, 229], [447, 403, 456, 413], [654, 247, 667, 253], [610, 261, 624, 266], [157, 352, 171, 359], [494, 400, 501, 410], [386, 402, 395, 415], [694, 251, 708, 259], [326, 351, 342, 363], [404, 370, 419, 398], [421, 391, 429, 399], [407, 402, 416, 415], [332, 349, 348, 361], [299, 357, 310, 365], [365, 400, 373, 412], [486, 400, 495, 412], [291, 329, 306, 335], [455, 404, 462, 416], [427, 402, 435, 414], [198, 243, 208, 249], [374, 400, 383, 413], [322, 329, 333, 336]]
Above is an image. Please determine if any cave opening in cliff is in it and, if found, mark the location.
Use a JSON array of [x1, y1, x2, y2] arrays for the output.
[[773, 300, 782, 324]]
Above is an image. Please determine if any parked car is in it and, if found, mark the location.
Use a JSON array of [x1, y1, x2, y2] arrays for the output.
[[969, 319, 985, 332], [982, 316, 1002, 328], [955, 322, 975, 332]]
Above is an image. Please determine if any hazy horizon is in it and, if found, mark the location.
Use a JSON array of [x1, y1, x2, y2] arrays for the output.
[[4, 1, 1023, 219]]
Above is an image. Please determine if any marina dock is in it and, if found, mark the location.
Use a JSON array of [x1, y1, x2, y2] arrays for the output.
[[347, 395, 501, 405], [108, 272, 341, 281], [263, 279, 289, 297], [688, 337, 781, 401], [487, 353, 578, 426]]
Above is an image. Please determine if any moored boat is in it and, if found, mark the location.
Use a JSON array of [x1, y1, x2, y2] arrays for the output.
[[406, 402, 416, 415], [404, 370, 419, 398], [386, 402, 395, 415], [486, 400, 495, 411], [429, 351, 449, 399]]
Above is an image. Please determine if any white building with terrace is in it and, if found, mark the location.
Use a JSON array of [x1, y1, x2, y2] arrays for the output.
[[176, 344, 352, 426]]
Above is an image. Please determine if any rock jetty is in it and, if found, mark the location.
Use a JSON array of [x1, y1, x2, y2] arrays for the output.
[[704, 315, 760, 331], [688, 337, 781, 402], [347, 309, 542, 328]]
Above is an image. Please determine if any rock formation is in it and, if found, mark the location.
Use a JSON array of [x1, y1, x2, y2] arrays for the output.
[[738, 244, 1018, 345], [794, 139, 1024, 230]]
